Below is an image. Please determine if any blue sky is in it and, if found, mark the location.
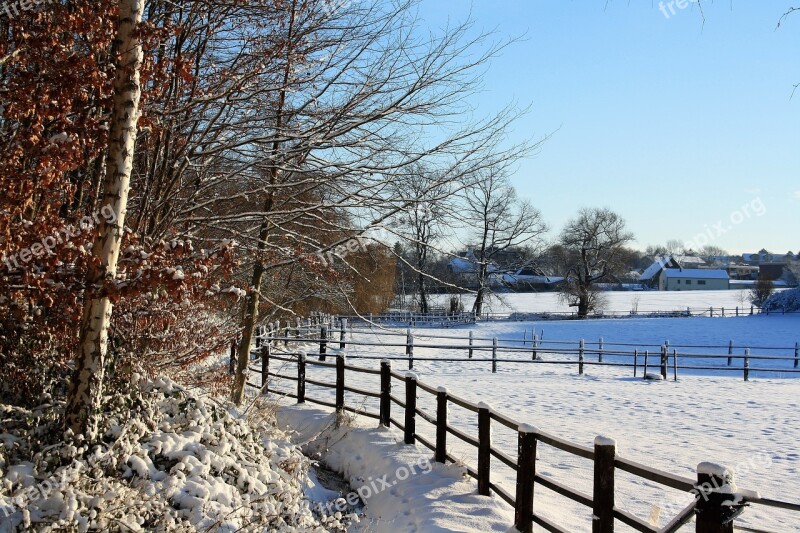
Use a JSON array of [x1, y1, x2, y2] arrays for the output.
[[417, 1, 800, 254]]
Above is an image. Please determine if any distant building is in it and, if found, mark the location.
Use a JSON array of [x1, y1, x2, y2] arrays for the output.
[[659, 268, 729, 291], [639, 255, 708, 289]]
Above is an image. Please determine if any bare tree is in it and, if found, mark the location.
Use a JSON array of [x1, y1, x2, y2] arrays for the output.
[[460, 169, 547, 316], [391, 167, 454, 312], [557, 208, 633, 318], [750, 277, 775, 307]]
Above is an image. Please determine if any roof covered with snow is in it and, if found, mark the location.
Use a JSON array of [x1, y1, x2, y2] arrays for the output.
[[662, 268, 729, 280], [640, 257, 671, 281]]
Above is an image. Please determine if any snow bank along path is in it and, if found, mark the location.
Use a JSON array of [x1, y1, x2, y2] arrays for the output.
[[258, 315, 800, 531], [277, 405, 514, 532]]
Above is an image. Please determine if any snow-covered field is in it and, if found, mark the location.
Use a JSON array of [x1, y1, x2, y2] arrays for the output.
[[432, 289, 788, 316], [265, 314, 800, 532]]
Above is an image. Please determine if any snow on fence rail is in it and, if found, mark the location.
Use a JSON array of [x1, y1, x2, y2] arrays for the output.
[[241, 342, 800, 532], [235, 317, 800, 380]]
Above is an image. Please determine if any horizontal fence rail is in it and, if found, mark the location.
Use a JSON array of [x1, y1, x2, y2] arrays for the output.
[[242, 334, 800, 533]]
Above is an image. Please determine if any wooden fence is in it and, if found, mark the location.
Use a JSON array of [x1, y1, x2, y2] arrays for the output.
[[243, 341, 800, 533], [236, 319, 800, 381]]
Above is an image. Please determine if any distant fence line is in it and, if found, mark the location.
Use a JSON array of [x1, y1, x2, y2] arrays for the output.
[[339, 305, 799, 325], [236, 317, 800, 381], [242, 343, 800, 532]]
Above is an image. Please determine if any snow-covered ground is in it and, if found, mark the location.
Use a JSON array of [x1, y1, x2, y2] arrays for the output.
[[278, 406, 514, 532], [264, 314, 800, 532]]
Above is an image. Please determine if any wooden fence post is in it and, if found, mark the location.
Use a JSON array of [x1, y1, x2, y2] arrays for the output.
[[380, 360, 391, 427], [750, 305, 754, 316], [229, 338, 237, 375], [579, 339, 585, 375], [673, 349, 678, 382], [532, 334, 538, 360], [255, 325, 262, 349], [319, 325, 328, 361], [514, 424, 537, 533], [261, 343, 270, 395], [633, 349, 638, 377], [284, 322, 289, 348], [492, 337, 498, 373], [643, 350, 649, 379], [743, 348, 750, 382], [404, 373, 417, 445], [339, 318, 347, 350], [593, 436, 616, 533], [661, 343, 668, 380], [598, 337, 604, 363], [695, 463, 737, 533], [406, 329, 414, 370], [795, 342, 799, 369], [336, 354, 345, 412], [727, 340, 733, 366], [478, 404, 491, 496], [436, 387, 448, 463], [297, 352, 306, 403], [468, 330, 473, 359]]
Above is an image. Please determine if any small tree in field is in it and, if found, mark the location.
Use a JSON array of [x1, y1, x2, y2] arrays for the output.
[[750, 277, 775, 308]]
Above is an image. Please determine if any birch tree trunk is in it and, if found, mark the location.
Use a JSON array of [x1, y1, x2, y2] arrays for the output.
[[65, 0, 144, 439]]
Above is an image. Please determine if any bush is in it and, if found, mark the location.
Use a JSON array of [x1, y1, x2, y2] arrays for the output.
[[762, 287, 800, 313]]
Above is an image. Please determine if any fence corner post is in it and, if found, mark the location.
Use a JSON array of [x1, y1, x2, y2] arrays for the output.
[[380, 360, 391, 427], [514, 424, 538, 533], [297, 351, 306, 403], [261, 343, 270, 395], [404, 372, 417, 444], [492, 337, 498, 373], [477, 403, 492, 496], [593, 436, 616, 533], [335, 353, 345, 412], [435, 387, 448, 463], [579, 339, 585, 375], [695, 463, 738, 533]]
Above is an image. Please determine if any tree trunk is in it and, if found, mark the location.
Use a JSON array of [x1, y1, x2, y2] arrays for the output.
[[473, 263, 488, 316], [65, 0, 144, 440], [230, 0, 297, 405], [417, 270, 428, 313]]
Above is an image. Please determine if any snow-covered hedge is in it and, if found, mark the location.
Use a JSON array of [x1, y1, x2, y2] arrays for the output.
[[762, 288, 800, 313], [0, 376, 345, 532]]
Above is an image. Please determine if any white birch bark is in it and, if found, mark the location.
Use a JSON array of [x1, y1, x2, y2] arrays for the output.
[[65, 0, 144, 439]]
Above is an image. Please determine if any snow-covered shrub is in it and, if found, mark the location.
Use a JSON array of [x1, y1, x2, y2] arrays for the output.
[[0, 376, 347, 532], [762, 287, 800, 313]]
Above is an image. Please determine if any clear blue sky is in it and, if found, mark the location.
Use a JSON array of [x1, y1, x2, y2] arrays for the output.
[[417, 1, 800, 255]]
